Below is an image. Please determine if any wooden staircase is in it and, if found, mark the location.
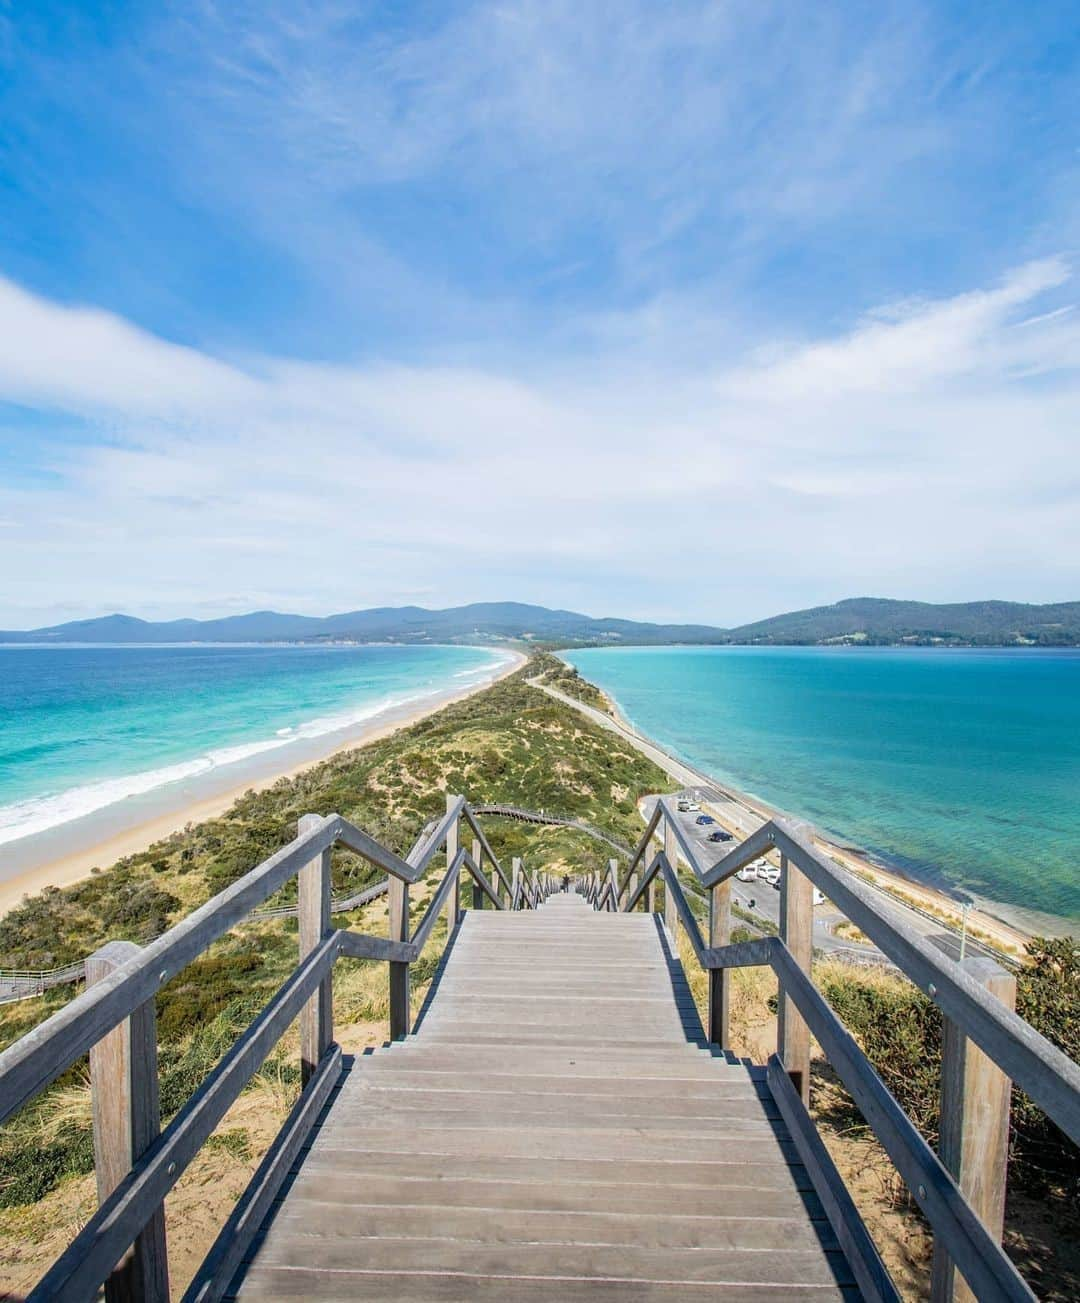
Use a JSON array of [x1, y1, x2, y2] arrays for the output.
[[232, 891, 856, 1300], [6, 794, 1073, 1301]]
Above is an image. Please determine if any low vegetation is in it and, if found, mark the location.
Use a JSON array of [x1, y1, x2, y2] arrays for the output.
[[531, 651, 613, 713], [1, 656, 1076, 1298], [0, 661, 673, 1241]]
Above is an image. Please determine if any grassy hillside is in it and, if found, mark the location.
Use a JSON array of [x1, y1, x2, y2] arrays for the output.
[[0, 661, 674, 1229]]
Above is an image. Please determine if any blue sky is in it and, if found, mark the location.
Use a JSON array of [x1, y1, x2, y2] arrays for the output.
[[0, 0, 1078, 627]]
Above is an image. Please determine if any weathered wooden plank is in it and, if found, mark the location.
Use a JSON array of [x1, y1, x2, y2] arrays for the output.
[[387, 873, 410, 1042], [460, 802, 513, 899], [698, 821, 777, 890], [335, 932, 414, 964], [624, 853, 662, 912], [708, 878, 731, 1049], [298, 815, 334, 1083], [769, 818, 1080, 1148], [460, 850, 503, 911], [778, 852, 812, 1105], [183, 1044, 342, 1303], [248, 1236, 855, 1288], [770, 944, 1033, 1303], [700, 936, 778, 969], [271, 1168, 825, 1217], [28, 934, 341, 1303], [663, 818, 680, 943], [0, 813, 339, 1128], [87, 942, 169, 1303], [767, 1056, 900, 1303], [660, 855, 707, 959], [444, 794, 460, 931], [931, 958, 1017, 1303], [265, 1200, 836, 1252], [410, 851, 466, 954]]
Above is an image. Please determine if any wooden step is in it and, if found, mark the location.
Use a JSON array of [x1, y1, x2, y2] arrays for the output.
[[233, 893, 858, 1300]]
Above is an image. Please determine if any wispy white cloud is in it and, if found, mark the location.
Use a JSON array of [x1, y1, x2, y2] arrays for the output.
[[0, 256, 1077, 625]]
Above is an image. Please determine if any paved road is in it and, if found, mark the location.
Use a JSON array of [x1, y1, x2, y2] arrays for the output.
[[642, 795, 872, 960], [533, 679, 1006, 969]]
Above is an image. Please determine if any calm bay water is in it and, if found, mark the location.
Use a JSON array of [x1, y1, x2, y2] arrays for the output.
[[567, 646, 1080, 929], [0, 643, 507, 847]]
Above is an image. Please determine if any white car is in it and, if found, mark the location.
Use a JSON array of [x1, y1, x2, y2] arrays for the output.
[[760, 864, 781, 887], [812, 887, 827, 906], [736, 865, 757, 883]]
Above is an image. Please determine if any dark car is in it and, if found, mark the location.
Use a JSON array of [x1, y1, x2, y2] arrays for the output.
[[695, 814, 715, 826], [707, 829, 733, 843]]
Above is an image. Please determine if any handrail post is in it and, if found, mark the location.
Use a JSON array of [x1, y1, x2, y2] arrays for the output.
[[444, 794, 461, 931], [778, 851, 812, 1104], [87, 941, 169, 1303], [708, 879, 731, 1048], [930, 957, 1017, 1303], [663, 817, 680, 945], [298, 814, 334, 1082], [512, 857, 521, 910], [472, 838, 484, 909], [608, 859, 618, 911], [388, 873, 410, 1041]]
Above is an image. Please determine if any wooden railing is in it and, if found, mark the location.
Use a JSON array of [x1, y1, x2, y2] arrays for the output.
[[0, 795, 548, 1303], [591, 796, 1080, 1303]]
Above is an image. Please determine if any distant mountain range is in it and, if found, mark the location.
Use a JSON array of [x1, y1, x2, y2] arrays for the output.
[[2, 597, 1078, 647]]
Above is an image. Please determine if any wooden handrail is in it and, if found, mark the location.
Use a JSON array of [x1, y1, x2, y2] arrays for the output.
[[593, 856, 1037, 1301], [593, 800, 1078, 1300], [627, 799, 1080, 1152], [29, 933, 344, 1302], [0, 813, 340, 1126], [0, 792, 540, 1303]]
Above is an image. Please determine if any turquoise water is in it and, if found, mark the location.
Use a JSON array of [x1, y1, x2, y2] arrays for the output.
[[567, 647, 1080, 928], [0, 643, 507, 846]]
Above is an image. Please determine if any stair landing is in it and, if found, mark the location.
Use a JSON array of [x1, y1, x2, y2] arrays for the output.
[[232, 892, 858, 1300]]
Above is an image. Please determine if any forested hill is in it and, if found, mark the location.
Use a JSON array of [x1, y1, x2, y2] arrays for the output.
[[0, 602, 724, 646], [725, 597, 1080, 646], [2, 597, 1077, 647]]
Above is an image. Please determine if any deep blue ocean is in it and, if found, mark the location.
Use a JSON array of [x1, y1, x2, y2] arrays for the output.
[[566, 646, 1080, 929], [0, 643, 507, 847]]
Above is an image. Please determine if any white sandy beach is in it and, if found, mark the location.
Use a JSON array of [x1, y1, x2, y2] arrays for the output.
[[0, 649, 527, 917]]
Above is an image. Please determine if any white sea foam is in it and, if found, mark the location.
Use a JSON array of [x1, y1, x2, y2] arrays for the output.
[[0, 653, 511, 849]]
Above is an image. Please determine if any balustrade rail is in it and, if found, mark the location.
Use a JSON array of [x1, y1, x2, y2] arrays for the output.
[[0, 795, 550, 1303], [583, 796, 1079, 1303]]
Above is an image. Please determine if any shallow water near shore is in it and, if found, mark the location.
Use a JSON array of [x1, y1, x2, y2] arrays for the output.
[[567, 646, 1080, 932], [0, 643, 508, 849]]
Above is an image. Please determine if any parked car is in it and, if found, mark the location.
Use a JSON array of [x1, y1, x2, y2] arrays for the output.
[[812, 887, 826, 906], [707, 829, 733, 843], [760, 864, 781, 887], [736, 866, 757, 882], [695, 814, 715, 826]]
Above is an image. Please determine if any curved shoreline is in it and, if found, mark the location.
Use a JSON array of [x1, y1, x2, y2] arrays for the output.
[[0, 648, 526, 917], [537, 674, 1043, 953]]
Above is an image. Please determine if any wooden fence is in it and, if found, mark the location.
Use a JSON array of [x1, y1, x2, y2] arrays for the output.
[[0, 795, 549, 1303], [579, 796, 1080, 1303]]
